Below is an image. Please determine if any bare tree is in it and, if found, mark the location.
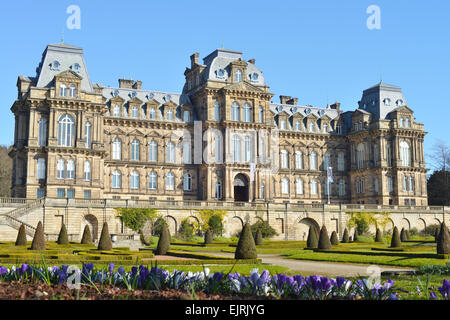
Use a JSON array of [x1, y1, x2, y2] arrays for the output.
[[428, 139, 450, 171]]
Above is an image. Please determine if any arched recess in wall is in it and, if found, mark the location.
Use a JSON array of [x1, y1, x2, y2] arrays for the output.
[[298, 217, 320, 241], [165, 215, 177, 236], [434, 218, 442, 226], [186, 215, 201, 236], [384, 218, 394, 233], [229, 216, 244, 237], [400, 218, 411, 230], [417, 218, 426, 232], [83, 214, 99, 242]]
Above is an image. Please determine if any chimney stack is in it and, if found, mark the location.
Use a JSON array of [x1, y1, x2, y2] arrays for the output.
[[118, 78, 134, 89], [132, 80, 142, 90], [279, 95, 292, 104], [248, 58, 255, 64], [190, 52, 199, 68]]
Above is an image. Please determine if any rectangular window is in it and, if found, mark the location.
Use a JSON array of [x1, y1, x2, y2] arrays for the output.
[[67, 189, 75, 199], [84, 190, 91, 199], [37, 158, 46, 180], [57, 188, 65, 198], [37, 188, 45, 199]]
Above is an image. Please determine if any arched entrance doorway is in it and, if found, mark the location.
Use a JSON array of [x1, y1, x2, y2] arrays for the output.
[[234, 173, 249, 202], [83, 214, 99, 242]]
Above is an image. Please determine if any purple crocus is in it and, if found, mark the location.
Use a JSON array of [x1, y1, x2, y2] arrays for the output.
[[438, 279, 450, 299], [108, 263, 115, 273], [117, 267, 125, 275]]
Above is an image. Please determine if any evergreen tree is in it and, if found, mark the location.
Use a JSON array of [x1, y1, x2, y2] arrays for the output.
[[318, 225, 332, 250], [57, 223, 69, 245], [437, 222, 450, 255], [81, 225, 92, 244], [390, 226, 402, 248], [353, 229, 359, 242], [30, 221, 46, 251], [330, 231, 339, 246], [254, 228, 263, 245], [306, 226, 318, 248], [15, 224, 27, 246], [342, 228, 349, 243], [400, 228, 408, 242], [204, 229, 213, 244], [97, 222, 113, 251], [235, 223, 258, 259], [155, 223, 171, 255], [375, 228, 383, 242], [435, 228, 440, 243]]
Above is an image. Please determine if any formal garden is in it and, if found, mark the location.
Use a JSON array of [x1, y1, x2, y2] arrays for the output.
[[0, 208, 449, 300]]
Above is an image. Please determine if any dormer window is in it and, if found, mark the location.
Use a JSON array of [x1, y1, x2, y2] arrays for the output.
[[384, 98, 391, 106], [149, 108, 156, 119], [399, 117, 404, 127], [405, 118, 411, 128], [166, 109, 173, 121], [129, 91, 137, 98], [396, 99, 404, 107], [234, 70, 242, 82], [147, 93, 154, 100], [112, 90, 119, 97], [71, 63, 81, 73], [280, 119, 286, 130], [50, 61, 60, 71], [217, 69, 225, 79], [250, 72, 259, 82], [304, 108, 311, 115], [131, 106, 139, 118]]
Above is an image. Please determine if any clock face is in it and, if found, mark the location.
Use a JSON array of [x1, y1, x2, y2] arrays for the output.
[[251, 72, 259, 81], [217, 69, 225, 78]]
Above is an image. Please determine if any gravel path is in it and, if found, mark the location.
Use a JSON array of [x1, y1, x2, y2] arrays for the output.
[[208, 252, 414, 277]]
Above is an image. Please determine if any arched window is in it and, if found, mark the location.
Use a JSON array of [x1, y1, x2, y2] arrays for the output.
[[112, 138, 122, 160], [356, 143, 365, 169], [281, 178, 289, 194], [296, 178, 304, 194], [323, 152, 331, 171], [295, 151, 303, 169], [113, 105, 120, 117], [215, 181, 222, 199], [232, 135, 241, 162], [166, 172, 175, 190], [112, 170, 121, 189], [323, 123, 329, 133], [66, 159, 75, 179], [57, 114, 75, 147], [338, 179, 345, 196], [69, 85, 77, 98], [231, 102, 240, 121], [60, 84, 67, 97], [310, 178, 318, 195], [148, 172, 157, 190], [409, 176, 414, 191], [258, 106, 263, 123], [183, 173, 192, 191], [214, 102, 220, 121], [166, 109, 173, 121], [295, 120, 301, 131], [131, 106, 139, 118], [310, 151, 317, 170], [166, 142, 175, 163], [183, 110, 190, 123], [130, 139, 140, 161], [309, 122, 315, 132], [57, 159, 65, 179], [281, 150, 289, 169], [235, 69, 242, 82], [214, 133, 222, 163], [148, 141, 157, 162], [338, 152, 345, 171], [84, 122, 92, 148], [183, 142, 191, 164], [243, 103, 251, 122], [130, 171, 139, 189], [37, 158, 46, 180], [149, 108, 156, 119], [83, 160, 91, 181], [38, 118, 47, 147], [400, 141, 411, 166], [244, 136, 251, 163]]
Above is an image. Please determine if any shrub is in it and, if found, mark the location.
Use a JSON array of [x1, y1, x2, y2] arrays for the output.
[[15, 224, 27, 246], [251, 220, 278, 239], [254, 228, 263, 245], [435, 228, 440, 243], [437, 222, 450, 255], [178, 218, 195, 241], [97, 222, 112, 251], [318, 226, 332, 250], [390, 226, 402, 248], [81, 225, 93, 244], [204, 229, 213, 244], [353, 229, 359, 242], [115, 208, 158, 233], [330, 231, 339, 246], [422, 224, 441, 237], [155, 223, 170, 255], [409, 227, 418, 237], [306, 226, 318, 248], [153, 217, 168, 236], [405, 229, 410, 240], [208, 214, 224, 237], [234, 223, 257, 259], [375, 228, 383, 242], [57, 223, 69, 245], [342, 228, 349, 243], [400, 228, 408, 242], [30, 221, 45, 251]]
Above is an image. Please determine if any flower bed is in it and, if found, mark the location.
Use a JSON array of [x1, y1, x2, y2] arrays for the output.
[[0, 263, 448, 300]]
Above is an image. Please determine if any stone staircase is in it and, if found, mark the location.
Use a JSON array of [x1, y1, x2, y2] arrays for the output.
[[0, 199, 44, 237]]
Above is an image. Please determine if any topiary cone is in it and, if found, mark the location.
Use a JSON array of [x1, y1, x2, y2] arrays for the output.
[[204, 229, 213, 244], [306, 226, 318, 248], [318, 225, 332, 250], [97, 222, 113, 251], [342, 228, 349, 243], [406, 229, 410, 240], [235, 223, 258, 259], [390, 226, 402, 248], [254, 228, 263, 246], [375, 228, 383, 242], [400, 228, 407, 242], [57, 223, 69, 245], [435, 228, 440, 243], [155, 223, 170, 255], [15, 224, 27, 246], [330, 231, 339, 246], [437, 222, 450, 255], [81, 225, 92, 244], [353, 229, 359, 242], [30, 221, 46, 251]]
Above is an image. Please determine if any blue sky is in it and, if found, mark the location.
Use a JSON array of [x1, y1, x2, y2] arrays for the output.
[[0, 0, 449, 166]]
